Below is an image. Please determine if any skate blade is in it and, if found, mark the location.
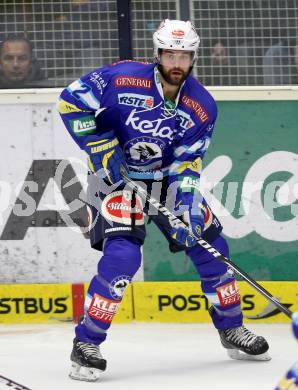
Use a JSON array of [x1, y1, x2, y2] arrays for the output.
[[227, 349, 272, 361], [69, 362, 102, 382]]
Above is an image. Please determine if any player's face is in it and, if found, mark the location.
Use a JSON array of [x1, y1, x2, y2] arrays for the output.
[[0, 41, 32, 82], [159, 50, 193, 86]]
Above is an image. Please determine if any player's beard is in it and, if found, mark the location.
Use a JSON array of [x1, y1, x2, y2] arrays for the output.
[[158, 64, 191, 86]]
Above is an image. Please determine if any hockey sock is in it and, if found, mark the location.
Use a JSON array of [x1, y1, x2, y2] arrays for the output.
[[75, 236, 142, 344], [187, 235, 243, 330]]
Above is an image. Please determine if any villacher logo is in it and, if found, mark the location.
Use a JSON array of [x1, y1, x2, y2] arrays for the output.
[[101, 190, 144, 226]]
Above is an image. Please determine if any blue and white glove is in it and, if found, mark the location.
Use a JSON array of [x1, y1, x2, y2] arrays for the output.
[[84, 131, 127, 185], [170, 192, 206, 247]]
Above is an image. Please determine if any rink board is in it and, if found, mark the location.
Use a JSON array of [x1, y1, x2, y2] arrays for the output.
[[0, 281, 296, 324], [0, 283, 73, 323], [0, 283, 133, 324], [133, 281, 298, 323]]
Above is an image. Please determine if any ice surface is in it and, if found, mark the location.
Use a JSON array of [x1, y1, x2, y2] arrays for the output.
[[0, 322, 295, 389]]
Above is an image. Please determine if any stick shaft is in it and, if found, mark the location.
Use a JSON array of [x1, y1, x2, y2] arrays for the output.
[[122, 171, 293, 319], [0, 375, 32, 390]]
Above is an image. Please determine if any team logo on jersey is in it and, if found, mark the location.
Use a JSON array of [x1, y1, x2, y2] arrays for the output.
[[101, 190, 144, 225], [124, 137, 165, 170], [118, 93, 154, 109], [110, 276, 131, 300], [181, 95, 209, 123], [115, 76, 152, 89]]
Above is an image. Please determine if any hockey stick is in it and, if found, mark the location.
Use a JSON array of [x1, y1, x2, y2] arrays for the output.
[[0, 375, 32, 389], [121, 169, 293, 319]]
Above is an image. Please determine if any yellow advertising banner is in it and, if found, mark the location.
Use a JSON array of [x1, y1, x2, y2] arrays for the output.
[[0, 284, 73, 323], [0, 281, 296, 324], [113, 284, 133, 323], [0, 283, 134, 324], [133, 281, 298, 323]]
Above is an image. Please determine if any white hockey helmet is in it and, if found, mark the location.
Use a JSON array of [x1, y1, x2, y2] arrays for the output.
[[153, 19, 200, 61]]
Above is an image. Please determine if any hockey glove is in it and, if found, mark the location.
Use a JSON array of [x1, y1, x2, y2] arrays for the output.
[[170, 192, 206, 247], [84, 131, 127, 185]]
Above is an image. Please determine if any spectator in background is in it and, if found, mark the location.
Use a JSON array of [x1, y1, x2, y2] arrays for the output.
[[261, 0, 298, 85], [196, 0, 264, 86], [263, 41, 298, 85], [39, 0, 107, 80], [0, 35, 46, 88], [197, 0, 298, 86], [200, 38, 239, 86]]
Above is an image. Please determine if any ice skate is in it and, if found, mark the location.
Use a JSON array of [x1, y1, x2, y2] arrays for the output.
[[69, 337, 107, 382], [218, 325, 271, 361]]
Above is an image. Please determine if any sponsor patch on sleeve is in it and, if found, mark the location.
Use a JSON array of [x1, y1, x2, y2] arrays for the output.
[[180, 176, 200, 192], [70, 115, 97, 136], [181, 95, 209, 123]]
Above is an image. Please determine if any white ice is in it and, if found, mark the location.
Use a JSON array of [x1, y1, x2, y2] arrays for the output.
[[0, 322, 295, 390]]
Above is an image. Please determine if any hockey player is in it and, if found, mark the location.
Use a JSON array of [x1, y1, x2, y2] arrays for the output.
[[275, 311, 298, 389], [58, 19, 270, 382]]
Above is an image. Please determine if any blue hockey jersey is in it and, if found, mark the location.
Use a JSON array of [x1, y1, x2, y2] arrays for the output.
[[58, 61, 217, 185]]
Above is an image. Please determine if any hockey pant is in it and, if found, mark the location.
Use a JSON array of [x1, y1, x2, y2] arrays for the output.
[[75, 234, 243, 345]]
